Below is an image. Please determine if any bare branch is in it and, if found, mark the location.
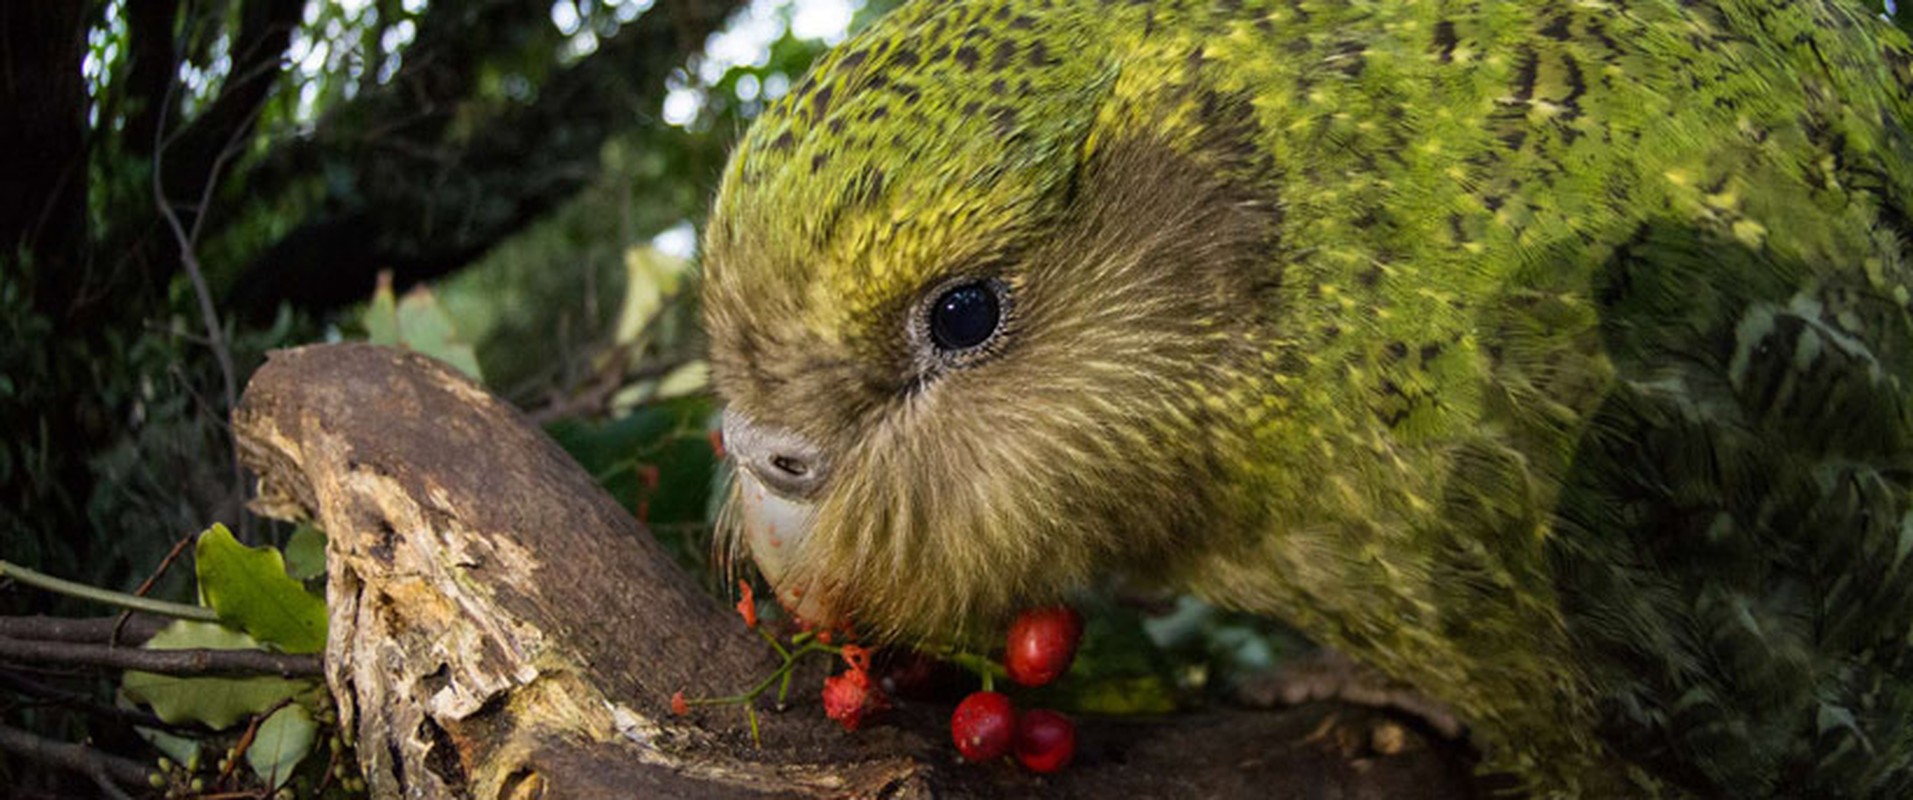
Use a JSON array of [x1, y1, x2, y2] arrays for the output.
[[0, 668, 199, 734], [0, 723, 158, 796], [0, 616, 169, 645], [152, 72, 247, 520], [0, 636, 323, 679]]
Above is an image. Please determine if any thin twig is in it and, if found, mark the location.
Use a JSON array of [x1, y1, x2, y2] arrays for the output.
[[0, 723, 156, 794], [0, 560, 218, 622], [523, 355, 694, 425], [218, 696, 296, 786], [0, 636, 322, 679], [115, 532, 201, 645], [151, 46, 272, 541]]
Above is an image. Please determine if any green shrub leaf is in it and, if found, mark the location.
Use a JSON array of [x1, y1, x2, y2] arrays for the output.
[[247, 704, 318, 790], [283, 524, 328, 582], [121, 621, 312, 728], [196, 524, 328, 653]]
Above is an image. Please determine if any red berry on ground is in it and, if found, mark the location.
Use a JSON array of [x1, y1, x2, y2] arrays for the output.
[[1013, 709, 1077, 773], [822, 669, 889, 731], [670, 690, 689, 716], [1004, 606, 1084, 687], [951, 691, 1017, 762]]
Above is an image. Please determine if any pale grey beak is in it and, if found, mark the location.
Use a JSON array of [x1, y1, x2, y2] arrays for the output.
[[721, 410, 830, 623]]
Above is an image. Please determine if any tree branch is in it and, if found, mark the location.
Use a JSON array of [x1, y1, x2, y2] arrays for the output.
[[1, 0, 90, 310], [153, 66, 258, 515], [0, 668, 198, 734], [0, 616, 169, 645], [0, 637, 322, 679], [0, 723, 158, 796], [0, 560, 218, 622]]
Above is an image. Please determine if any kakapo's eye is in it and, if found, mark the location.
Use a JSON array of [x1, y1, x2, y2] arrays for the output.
[[927, 280, 1004, 352]]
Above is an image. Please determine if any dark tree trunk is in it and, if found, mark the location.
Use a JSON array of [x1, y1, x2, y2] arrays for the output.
[[2, 0, 90, 297]]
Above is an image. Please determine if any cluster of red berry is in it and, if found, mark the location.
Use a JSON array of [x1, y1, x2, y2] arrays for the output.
[[821, 644, 889, 730], [949, 606, 1082, 773], [674, 586, 1085, 774]]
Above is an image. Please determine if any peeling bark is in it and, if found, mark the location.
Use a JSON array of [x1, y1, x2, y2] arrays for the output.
[[232, 343, 1486, 798]]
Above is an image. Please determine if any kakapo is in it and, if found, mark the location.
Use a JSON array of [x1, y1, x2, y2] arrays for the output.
[[699, 0, 1913, 795]]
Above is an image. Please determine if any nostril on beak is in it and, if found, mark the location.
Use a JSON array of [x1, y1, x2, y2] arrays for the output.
[[769, 454, 810, 478], [761, 449, 821, 497], [722, 410, 830, 500]]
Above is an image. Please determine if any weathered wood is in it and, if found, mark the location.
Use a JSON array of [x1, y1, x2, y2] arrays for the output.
[[232, 342, 1485, 798]]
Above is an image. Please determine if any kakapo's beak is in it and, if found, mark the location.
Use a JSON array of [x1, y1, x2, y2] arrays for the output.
[[720, 409, 831, 623]]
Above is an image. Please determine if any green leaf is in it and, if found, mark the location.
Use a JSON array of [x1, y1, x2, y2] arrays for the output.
[[547, 396, 719, 525], [126, 691, 203, 768], [247, 704, 318, 790], [613, 246, 689, 345], [1818, 703, 1863, 736], [396, 285, 484, 380], [196, 524, 328, 653], [361, 273, 483, 380], [1021, 599, 1182, 715], [283, 524, 328, 582], [121, 621, 313, 729], [363, 273, 400, 345], [135, 725, 202, 769]]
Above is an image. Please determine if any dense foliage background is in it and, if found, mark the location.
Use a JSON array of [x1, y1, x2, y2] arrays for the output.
[[2, 1, 905, 793], [4, 0, 1909, 796], [2, 0, 882, 599]]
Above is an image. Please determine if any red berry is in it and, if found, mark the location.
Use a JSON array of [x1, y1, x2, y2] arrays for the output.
[[822, 669, 889, 731], [1004, 606, 1084, 687], [950, 691, 1016, 762], [670, 690, 689, 716], [1013, 709, 1077, 773]]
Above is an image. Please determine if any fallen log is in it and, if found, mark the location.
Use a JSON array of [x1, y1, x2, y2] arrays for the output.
[[232, 342, 1483, 798]]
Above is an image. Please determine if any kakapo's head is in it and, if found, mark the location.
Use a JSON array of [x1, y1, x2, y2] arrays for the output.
[[702, 0, 1281, 640]]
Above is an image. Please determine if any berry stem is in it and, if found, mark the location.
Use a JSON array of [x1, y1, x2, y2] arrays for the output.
[[685, 640, 836, 708], [757, 626, 792, 660], [776, 665, 796, 707], [937, 649, 1006, 689]]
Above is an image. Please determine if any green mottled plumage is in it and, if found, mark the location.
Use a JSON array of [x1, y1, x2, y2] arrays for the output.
[[701, 1, 1913, 795]]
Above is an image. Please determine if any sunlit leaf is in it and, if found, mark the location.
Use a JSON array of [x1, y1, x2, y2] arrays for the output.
[[396, 285, 484, 379], [614, 246, 689, 345], [196, 524, 328, 653], [362, 272, 483, 380]]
